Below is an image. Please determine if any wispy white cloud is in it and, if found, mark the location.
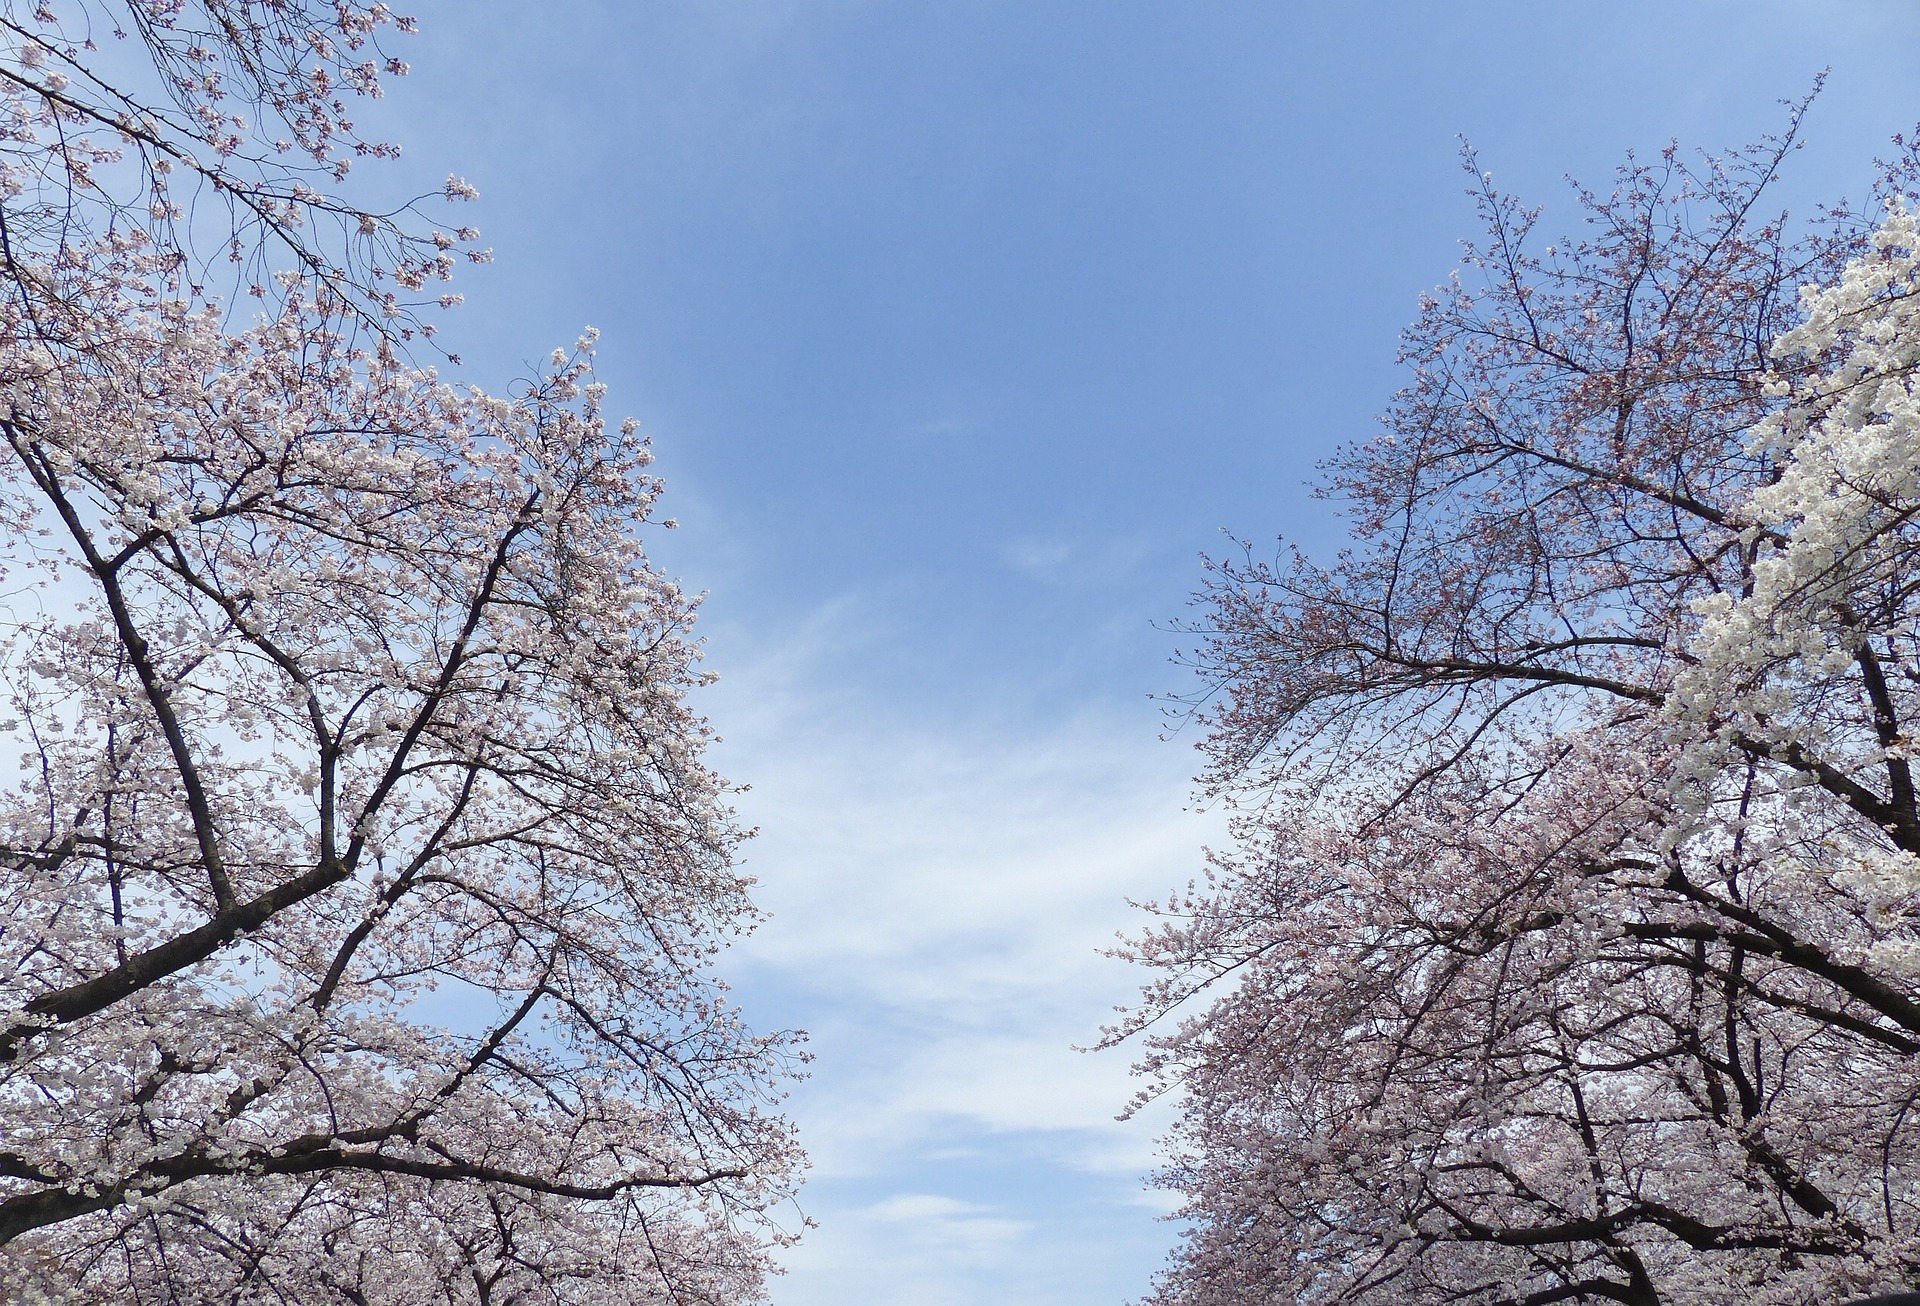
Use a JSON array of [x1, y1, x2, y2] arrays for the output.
[[776, 1192, 1036, 1306], [998, 534, 1151, 587], [699, 602, 1218, 1304], [866, 1192, 1034, 1253]]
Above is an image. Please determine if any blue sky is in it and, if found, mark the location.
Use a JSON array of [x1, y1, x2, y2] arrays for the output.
[[363, 4, 1920, 1302]]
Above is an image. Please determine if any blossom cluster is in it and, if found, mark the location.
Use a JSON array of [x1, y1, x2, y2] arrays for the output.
[[0, 5, 802, 1302], [1122, 119, 1920, 1306]]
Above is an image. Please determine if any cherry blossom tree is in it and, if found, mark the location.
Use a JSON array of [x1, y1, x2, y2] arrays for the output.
[[0, 5, 802, 1303], [1115, 108, 1920, 1306]]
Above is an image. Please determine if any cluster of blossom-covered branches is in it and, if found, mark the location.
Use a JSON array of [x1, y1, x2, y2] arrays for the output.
[[1116, 104, 1920, 1306], [0, 0, 488, 342], [0, 4, 801, 1303]]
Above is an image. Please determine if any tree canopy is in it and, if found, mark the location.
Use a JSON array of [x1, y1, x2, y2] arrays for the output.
[[0, 5, 801, 1302], [1117, 112, 1920, 1306]]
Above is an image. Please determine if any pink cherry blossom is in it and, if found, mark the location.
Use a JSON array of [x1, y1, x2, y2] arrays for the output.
[[1117, 102, 1920, 1306], [0, 5, 803, 1302]]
